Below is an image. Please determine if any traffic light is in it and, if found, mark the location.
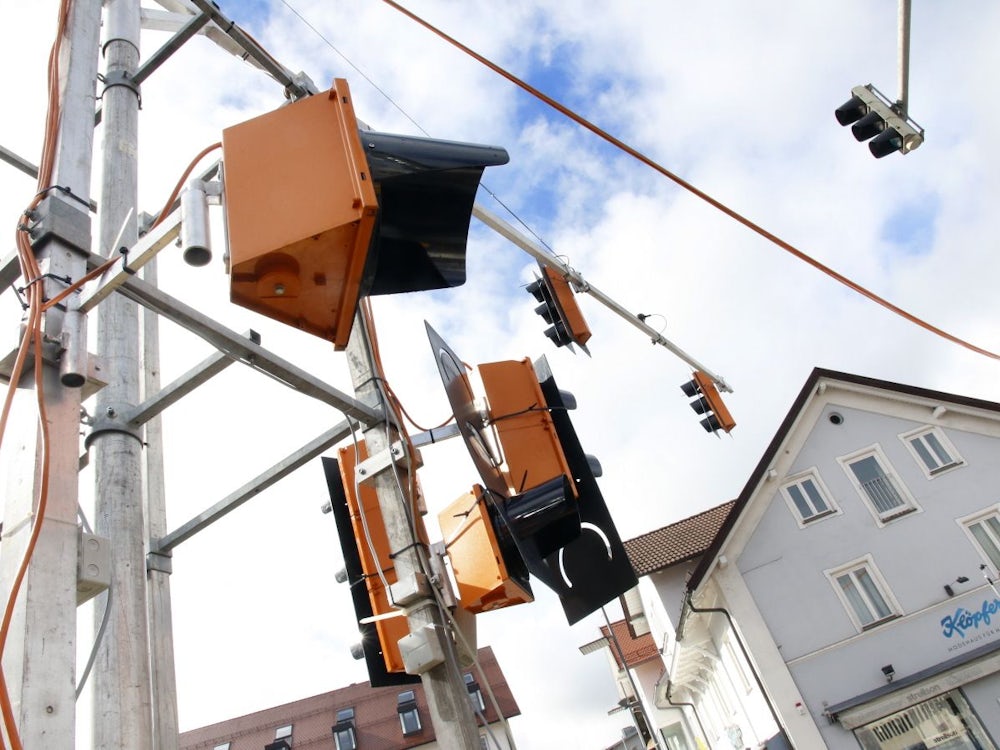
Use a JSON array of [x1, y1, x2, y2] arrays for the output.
[[427, 323, 637, 625], [835, 84, 924, 158], [437, 484, 534, 614], [222, 78, 508, 348], [321, 443, 421, 687], [681, 370, 736, 435], [526, 263, 592, 353]]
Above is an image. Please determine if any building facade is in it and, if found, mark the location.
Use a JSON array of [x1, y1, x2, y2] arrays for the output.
[[599, 369, 1000, 749], [178, 647, 519, 750]]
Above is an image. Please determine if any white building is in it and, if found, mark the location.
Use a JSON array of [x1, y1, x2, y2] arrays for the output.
[[591, 368, 1000, 749]]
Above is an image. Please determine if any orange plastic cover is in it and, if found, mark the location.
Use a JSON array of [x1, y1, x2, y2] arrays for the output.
[[223, 78, 377, 349], [337, 442, 427, 674], [438, 486, 532, 613], [542, 266, 592, 346], [478, 359, 575, 497], [693, 370, 736, 433]]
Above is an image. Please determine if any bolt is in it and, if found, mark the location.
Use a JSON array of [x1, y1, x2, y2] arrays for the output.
[[273, 284, 285, 296], [106, 407, 116, 418]]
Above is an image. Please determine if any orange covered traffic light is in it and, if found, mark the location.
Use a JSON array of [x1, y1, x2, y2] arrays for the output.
[[223, 78, 508, 348], [427, 323, 636, 625], [681, 370, 736, 434], [322, 443, 425, 687], [438, 484, 533, 614], [526, 263, 592, 353]]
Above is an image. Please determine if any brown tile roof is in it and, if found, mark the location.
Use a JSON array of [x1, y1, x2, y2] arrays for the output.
[[179, 647, 518, 750], [623, 501, 735, 576], [599, 619, 661, 670]]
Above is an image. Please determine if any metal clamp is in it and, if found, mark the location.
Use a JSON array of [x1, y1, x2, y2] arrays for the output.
[[354, 441, 423, 484], [100, 70, 141, 106], [83, 403, 143, 449]]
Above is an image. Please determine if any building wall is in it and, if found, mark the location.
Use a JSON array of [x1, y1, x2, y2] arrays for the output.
[[729, 396, 1000, 748]]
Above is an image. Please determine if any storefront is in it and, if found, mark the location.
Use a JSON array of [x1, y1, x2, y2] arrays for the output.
[[826, 640, 1000, 750], [853, 691, 993, 750]]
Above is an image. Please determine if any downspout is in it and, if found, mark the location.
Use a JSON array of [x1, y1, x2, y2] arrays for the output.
[[659, 672, 710, 745], [683, 592, 794, 749]]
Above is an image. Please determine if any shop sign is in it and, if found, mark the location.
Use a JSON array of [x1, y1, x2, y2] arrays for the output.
[[940, 596, 1000, 641]]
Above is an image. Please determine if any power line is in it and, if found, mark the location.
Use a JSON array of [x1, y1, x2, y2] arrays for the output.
[[378, 0, 1000, 363]]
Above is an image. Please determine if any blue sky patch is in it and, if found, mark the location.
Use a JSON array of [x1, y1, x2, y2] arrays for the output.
[[880, 194, 939, 257]]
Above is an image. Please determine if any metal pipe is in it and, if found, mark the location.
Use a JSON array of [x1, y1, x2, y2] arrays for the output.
[[684, 593, 793, 748], [93, 1, 155, 748], [897, 0, 912, 111]]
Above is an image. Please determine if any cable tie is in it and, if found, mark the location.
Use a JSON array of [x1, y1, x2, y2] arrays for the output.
[[19, 272, 72, 292], [32, 184, 92, 211], [389, 541, 426, 560]]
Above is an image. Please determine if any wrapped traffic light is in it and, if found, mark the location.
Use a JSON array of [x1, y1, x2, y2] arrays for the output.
[[681, 370, 736, 434], [427, 323, 636, 625], [835, 84, 923, 159], [526, 263, 592, 353], [321, 444, 422, 687], [222, 78, 508, 348]]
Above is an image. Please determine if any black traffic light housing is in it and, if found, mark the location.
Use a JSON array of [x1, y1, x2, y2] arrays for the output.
[[526, 263, 592, 354], [427, 323, 636, 625], [835, 84, 924, 159]]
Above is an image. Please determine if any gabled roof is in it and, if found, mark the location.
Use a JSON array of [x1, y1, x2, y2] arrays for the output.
[[624, 501, 735, 576], [685, 367, 1000, 593]]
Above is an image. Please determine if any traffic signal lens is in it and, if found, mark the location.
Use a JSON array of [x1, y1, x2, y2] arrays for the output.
[[835, 95, 868, 126], [869, 127, 904, 158], [690, 396, 711, 415], [852, 111, 886, 142]]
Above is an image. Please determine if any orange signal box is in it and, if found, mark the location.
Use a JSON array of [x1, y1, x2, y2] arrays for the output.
[[337, 442, 427, 675], [438, 485, 532, 613], [478, 358, 575, 496], [541, 265, 592, 347], [693, 370, 737, 433], [222, 78, 377, 349]]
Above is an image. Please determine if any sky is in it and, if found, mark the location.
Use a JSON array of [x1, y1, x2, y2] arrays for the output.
[[2, 1, 1000, 748]]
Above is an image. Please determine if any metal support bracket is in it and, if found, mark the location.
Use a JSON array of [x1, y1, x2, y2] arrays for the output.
[[27, 192, 92, 255], [354, 441, 423, 484], [146, 550, 173, 575]]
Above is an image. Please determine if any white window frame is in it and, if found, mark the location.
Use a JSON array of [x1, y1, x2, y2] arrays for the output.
[[779, 468, 840, 526], [825, 555, 900, 632], [838, 444, 919, 525], [899, 426, 963, 479], [213, 744, 231, 750], [275, 724, 293, 740], [958, 506, 1000, 573]]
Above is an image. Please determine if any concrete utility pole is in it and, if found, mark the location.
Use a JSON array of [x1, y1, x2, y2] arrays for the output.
[[0, 1, 101, 747], [344, 315, 483, 749], [91, 1, 155, 747]]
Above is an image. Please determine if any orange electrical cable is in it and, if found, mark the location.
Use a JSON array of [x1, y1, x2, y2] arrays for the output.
[[379, 0, 1000, 363]]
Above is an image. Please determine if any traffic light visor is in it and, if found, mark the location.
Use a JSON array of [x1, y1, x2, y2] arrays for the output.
[[835, 95, 868, 126], [363, 132, 509, 296], [869, 127, 904, 158], [852, 111, 886, 142]]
